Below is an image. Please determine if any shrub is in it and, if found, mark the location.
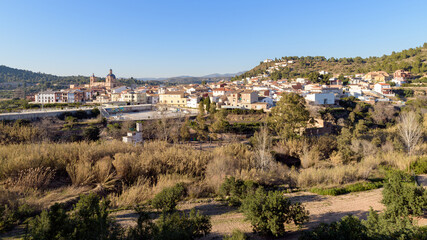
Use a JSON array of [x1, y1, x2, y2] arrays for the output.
[[0, 203, 35, 233], [363, 208, 419, 240], [223, 229, 248, 240], [218, 177, 258, 206], [410, 157, 427, 174], [126, 209, 157, 240], [155, 209, 211, 240], [28, 193, 121, 240], [129, 208, 211, 240], [28, 203, 71, 239], [151, 183, 186, 212], [382, 170, 427, 218], [310, 181, 384, 196], [301, 212, 423, 240], [241, 187, 309, 237], [299, 215, 368, 240]]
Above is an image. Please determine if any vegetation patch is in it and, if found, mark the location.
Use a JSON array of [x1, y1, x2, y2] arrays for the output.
[[310, 181, 384, 196]]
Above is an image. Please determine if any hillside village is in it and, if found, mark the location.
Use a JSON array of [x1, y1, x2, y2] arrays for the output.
[[31, 64, 424, 113]]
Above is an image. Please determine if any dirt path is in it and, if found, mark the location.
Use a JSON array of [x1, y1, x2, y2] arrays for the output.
[[284, 188, 384, 230], [112, 188, 386, 239]]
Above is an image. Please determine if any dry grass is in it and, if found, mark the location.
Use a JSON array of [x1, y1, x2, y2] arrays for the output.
[[4, 167, 55, 190], [205, 144, 252, 192], [0, 140, 139, 180], [112, 141, 212, 185], [110, 174, 195, 208], [295, 164, 371, 188], [300, 146, 321, 168], [0, 122, 41, 144]]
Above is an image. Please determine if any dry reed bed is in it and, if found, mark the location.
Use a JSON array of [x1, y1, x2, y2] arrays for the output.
[[0, 140, 139, 179]]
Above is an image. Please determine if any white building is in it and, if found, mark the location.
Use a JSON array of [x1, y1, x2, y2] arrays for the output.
[[348, 85, 363, 98], [263, 59, 273, 63], [212, 88, 229, 97], [123, 123, 143, 144], [35, 90, 58, 103], [296, 78, 308, 84], [374, 83, 393, 95], [305, 93, 335, 105], [391, 78, 406, 87], [186, 96, 201, 108], [111, 86, 130, 94]]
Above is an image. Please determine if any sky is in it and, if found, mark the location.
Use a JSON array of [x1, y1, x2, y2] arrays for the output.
[[1, 0, 427, 78]]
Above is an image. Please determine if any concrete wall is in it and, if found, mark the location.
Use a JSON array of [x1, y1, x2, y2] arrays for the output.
[[0, 109, 94, 121]]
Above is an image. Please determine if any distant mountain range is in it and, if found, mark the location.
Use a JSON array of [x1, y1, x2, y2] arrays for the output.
[[0, 65, 245, 97], [138, 71, 246, 81]]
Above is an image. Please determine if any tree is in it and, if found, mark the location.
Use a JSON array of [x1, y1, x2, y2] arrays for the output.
[[209, 102, 217, 115], [198, 101, 205, 115], [241, 188, 308, 237], [83, 126, 100, 141], [210, 110, 229, 133], [179, 119, 191, 141], [151, 183, 186, 212], [267, 93, 309, 138], [252, 124, 274, 171], [397, 111, 423, 155]]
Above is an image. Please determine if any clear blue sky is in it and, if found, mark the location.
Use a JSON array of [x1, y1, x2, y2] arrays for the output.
[[1, 0, 427, 78]]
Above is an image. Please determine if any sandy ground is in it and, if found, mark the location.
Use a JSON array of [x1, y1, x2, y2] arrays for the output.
[[111, 188, 386, 239]]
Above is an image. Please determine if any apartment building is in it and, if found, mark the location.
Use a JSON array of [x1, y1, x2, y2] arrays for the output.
[[159, 91, 187, 107]]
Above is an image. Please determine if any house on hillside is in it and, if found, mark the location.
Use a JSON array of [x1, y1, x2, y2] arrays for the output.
[[394, 69, 412, 79], [364, 71, 391, 82], [305, 93, 335, 105], [374, 83, 394, 96]]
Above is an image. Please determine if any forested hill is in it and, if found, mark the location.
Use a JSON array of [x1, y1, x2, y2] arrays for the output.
[[0, 65, 89, 90], [0, 65, 230, 90], [232, 43, 427, 81]]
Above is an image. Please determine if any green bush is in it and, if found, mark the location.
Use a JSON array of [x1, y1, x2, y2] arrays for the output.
[[219, 177, 258, 206], [310, 181, 384, 196], [28, 193, 121, 240], [151, 183, 186, 212], [223, 229, 248, 240], [241, 187, 308, 237], [382, 170, 427, 218], [83, 126, 100, 141], [156, 209, 211, 240], [300, 215, 368, 240], [228, 123, 260, 134], [411, 157, 427, 174], [0, 203, 35, 233], [128, 208, 211, 240]]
